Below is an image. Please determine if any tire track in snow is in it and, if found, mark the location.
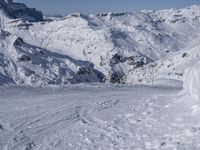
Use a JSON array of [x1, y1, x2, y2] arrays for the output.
[[5, 105, 82, 150], [79, 98, 121, 138], [80, 99, 119, 124], [1, 91, 120, 150]]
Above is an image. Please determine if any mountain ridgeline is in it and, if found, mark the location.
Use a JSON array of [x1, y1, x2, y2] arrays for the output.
[[0, 0, 200, 85]]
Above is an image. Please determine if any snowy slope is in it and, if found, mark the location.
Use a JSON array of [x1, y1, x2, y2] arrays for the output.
[[0, 1, 200, 85], [184, 60, 200, 99], [1, 2, 200, 149], [1, 84, 200, 150], [0, 35, 104, 85], [127, 44, 200, 85], [0, 1, 104, 85]]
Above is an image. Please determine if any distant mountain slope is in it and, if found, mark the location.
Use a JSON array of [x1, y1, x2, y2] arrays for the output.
[[127, 44, 200, 85], [1, 36, 104, 85], [0, 1, 104, 85], [0, 0, 43, 21], [0, 1, 200, 85]]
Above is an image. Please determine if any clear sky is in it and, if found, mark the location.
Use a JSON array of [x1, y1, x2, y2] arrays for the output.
[[15, 0, 200, 15]]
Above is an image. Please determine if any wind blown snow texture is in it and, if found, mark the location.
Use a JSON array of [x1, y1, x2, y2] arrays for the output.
[[1, 84, 200, 150]]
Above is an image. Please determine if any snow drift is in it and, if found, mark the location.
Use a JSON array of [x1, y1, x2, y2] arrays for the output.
[[184, 61, 200, 99]]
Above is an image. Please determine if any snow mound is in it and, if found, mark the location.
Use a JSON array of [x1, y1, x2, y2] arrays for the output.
[[184, 61, 200, 99]]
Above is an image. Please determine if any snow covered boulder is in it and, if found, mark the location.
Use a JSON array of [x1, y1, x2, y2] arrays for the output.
[[183, 61, 200, 99]]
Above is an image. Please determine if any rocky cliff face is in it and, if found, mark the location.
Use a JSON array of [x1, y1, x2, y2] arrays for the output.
[[0, 0, 43, 21]]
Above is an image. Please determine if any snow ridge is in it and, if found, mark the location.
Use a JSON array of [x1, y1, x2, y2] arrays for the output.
[[0, 2, 200, 85]]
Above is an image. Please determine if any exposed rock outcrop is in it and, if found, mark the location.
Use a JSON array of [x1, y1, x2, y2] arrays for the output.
[[0, 0, 43, 21]]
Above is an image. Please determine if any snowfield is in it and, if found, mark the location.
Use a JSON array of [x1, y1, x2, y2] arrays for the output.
[[1, 1, 200, 150], [1, 82, 200, 150]]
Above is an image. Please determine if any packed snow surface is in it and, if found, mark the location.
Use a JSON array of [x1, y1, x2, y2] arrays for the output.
[[1, 83, 200, 150], [184, 61, 200, 99]]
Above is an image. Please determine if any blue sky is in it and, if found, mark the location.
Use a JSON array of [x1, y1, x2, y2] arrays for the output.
[[15, 0, 200, 15]]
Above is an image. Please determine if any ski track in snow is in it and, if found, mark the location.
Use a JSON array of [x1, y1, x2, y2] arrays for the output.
[[0, 84, 200, 150]]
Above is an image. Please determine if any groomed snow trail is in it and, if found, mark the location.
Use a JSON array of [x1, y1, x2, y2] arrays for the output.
[[0, 84, 200, 150]]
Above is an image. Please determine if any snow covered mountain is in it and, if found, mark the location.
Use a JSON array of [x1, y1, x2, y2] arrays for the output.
[[0, 35, 104, 85], [0, 0, 200, 85], [0, 0, 43, 21]]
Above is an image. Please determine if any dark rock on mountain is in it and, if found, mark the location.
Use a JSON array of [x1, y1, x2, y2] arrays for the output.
[[0, 0, 43, 21]]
